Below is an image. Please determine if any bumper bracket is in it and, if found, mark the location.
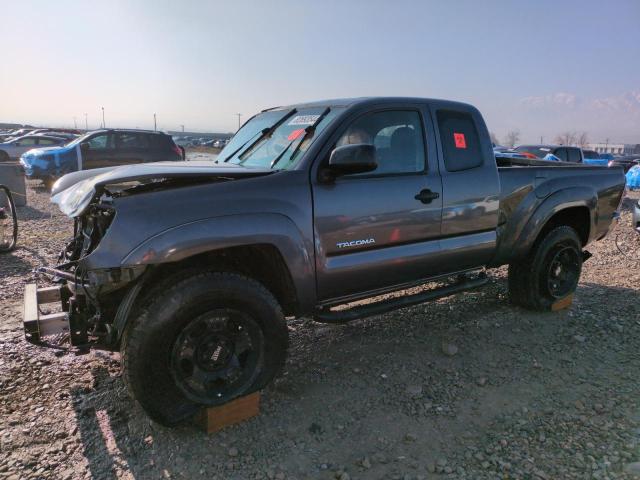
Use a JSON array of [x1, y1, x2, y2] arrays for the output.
[[23, 284, 71, 344]]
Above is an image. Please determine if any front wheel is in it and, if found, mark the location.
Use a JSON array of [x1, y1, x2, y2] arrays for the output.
[[508, 226, 583, 311], [121, 272, 289, 426]]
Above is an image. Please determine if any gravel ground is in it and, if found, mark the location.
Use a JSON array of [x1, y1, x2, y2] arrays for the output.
[[1, 182, 640, 480]]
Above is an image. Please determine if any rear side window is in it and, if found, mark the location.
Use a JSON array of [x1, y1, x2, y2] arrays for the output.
[[116, 132, 149, 149], [567, 148, 582, 163], [437, 110, 482, 171], [149, 134, 169, 148], [554, 148, 568, 162]]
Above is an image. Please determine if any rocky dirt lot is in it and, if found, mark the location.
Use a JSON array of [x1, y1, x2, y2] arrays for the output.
[[1, 182, 640, 480]]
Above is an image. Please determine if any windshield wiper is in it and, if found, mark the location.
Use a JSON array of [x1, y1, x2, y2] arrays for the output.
[[219, 128, 269, 163], [232, 109, 298, 164], [270, 108, 330, 169]]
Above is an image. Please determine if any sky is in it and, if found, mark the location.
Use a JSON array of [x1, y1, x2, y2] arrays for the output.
[[1, 0, 639, 144]]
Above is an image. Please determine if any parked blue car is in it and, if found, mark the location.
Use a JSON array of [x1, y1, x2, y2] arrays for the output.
[[20, 129, 184, 187], [20, 139, 82, 186]]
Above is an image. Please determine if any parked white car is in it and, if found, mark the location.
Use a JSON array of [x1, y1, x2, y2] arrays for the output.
[[0, 135, 66, 161]]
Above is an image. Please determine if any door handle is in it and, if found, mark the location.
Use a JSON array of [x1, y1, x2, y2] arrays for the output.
[[414, 189, 440, 204]]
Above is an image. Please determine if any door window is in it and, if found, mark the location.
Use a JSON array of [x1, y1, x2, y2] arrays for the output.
[[567, 148, 581, 163], [436, 110, 482, 171], [37, 138, 57, 145], [16, 137, 37, 146], [335, 110, 425, 175], [87, 133, 113, 150], [554, 148, 569, 161], [116, 132, 149, 149]]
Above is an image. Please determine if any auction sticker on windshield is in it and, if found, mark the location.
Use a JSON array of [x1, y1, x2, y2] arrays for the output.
[[288, 115, 320, 126]]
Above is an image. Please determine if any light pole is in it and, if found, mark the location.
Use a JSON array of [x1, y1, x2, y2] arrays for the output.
[[73, 117, 77, 129], [180, 124, 185, 133], [236, 113, 242, 131], [154, 113, 157, 131], [101, 107, 105, 128], [84, 113, 88, 131]]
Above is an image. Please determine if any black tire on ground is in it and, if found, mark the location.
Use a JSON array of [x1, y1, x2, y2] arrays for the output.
[[121, 271, 289, 426], [0, 151, 9, 162], [508, 226, 583, 311]]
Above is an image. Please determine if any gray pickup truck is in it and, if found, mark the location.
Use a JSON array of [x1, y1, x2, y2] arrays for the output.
[[24, 97, 625, 425]]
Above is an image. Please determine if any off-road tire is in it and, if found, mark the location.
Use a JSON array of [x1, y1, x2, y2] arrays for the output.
[[508, 226, 583, 311], [121, 271, 289, 426]]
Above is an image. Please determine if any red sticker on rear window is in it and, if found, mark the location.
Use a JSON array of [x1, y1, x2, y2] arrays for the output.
[[454, 132, 466, 149], [287, 129, 304, 141]]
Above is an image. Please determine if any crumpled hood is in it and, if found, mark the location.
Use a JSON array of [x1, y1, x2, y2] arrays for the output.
[[51, 161, 275, 217], [51, 161, 273, 196]]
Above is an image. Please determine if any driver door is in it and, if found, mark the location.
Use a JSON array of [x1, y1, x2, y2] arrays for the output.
[[312, 106, 443, 301], [82, 132, 115, 169]]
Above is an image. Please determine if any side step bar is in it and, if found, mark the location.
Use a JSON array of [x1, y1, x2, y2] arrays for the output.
[[314, 273, 488, 324], [23, 284, 70, 344]]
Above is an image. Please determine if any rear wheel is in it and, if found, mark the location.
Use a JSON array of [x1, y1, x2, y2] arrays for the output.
[[121, 272, 289, 426], [0, 151, 9, 162], [508, 226, 583, 311]]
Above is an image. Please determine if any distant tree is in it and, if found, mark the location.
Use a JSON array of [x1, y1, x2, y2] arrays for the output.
[[489, 131, 500, 146], [577, 132, 589, 148], [504, 129, 520, 148], [554, 131, 577, 146]]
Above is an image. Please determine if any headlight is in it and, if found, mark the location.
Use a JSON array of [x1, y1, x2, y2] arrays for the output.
[[51, 178, 96, 217]]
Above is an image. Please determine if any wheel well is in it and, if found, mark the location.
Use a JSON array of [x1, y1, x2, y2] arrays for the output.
[[147, 244, 299, 316], [539, 206, 590, 246]]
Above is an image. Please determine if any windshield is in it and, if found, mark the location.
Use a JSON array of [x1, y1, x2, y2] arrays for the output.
[[219, 107, 342, 169], [66, 132, 95, 148]]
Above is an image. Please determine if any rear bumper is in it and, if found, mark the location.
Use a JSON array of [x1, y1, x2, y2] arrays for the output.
[[23, 284, 71, 345]]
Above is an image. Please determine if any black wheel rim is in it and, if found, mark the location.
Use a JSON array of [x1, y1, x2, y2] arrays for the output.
[[545, 245, 580, 299], [170, 309, 263, 404]]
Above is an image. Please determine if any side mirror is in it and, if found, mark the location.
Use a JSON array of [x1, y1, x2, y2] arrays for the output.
[[80, 142, 90, 151], [14, 142, 21, 147], [327, 143, 377, 177]]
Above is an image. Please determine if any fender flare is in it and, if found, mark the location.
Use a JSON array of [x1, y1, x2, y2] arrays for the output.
[[120, 212, 316, 310], [513, 186, 597, 258]]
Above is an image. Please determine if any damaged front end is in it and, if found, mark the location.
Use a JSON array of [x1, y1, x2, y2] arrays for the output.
[[23, 161, 275, 352], [23, 184, 144, 352]]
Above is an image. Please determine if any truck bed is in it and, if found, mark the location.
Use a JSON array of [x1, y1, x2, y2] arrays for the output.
[[492, 159, 625, 265]]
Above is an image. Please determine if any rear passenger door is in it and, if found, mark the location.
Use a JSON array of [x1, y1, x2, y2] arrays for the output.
[[114, 132, 148, 166], [432, 107, 500, 271]]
